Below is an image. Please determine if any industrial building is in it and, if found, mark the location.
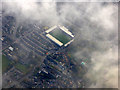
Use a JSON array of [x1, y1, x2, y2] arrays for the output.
[[45, 25, 74, 47]]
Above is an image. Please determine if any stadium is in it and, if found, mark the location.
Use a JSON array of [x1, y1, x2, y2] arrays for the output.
[[45, 25, 74, 47]]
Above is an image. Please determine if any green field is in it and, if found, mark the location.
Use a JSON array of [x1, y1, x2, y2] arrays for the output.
[[2, 55, 30, 74], [49, 28, 72, 45], [2, 55, 12, 72], [15, 63, 29, 74]]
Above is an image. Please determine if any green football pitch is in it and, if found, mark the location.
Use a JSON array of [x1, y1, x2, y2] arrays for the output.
[[49, 28, 72, 45]]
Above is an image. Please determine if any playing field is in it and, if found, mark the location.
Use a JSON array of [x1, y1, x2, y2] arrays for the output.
[[2, 55, 12, 72], [49, 28, 72, 44], [15, 63, 29, 74]]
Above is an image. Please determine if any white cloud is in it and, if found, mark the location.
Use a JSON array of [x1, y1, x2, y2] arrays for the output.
[[2, 1, 118, 88]]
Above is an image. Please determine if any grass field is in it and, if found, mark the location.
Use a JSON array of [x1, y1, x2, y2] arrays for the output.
[[49, 28, 72, 45], [15, 63, 29, 74], [2, 55, 30, 74], [2, 55, 12, 73]]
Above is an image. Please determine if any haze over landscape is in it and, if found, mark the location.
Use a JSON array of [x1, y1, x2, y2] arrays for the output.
[[1, 0, 118, 88]]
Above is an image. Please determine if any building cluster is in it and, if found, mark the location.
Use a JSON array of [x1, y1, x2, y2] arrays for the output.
[[2, 15, 87, 88]]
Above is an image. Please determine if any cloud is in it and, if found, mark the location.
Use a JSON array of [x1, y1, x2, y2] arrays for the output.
[[2, 1, 118, 88], [86, 47, 118, 88], [71, 3, 118, 88]]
